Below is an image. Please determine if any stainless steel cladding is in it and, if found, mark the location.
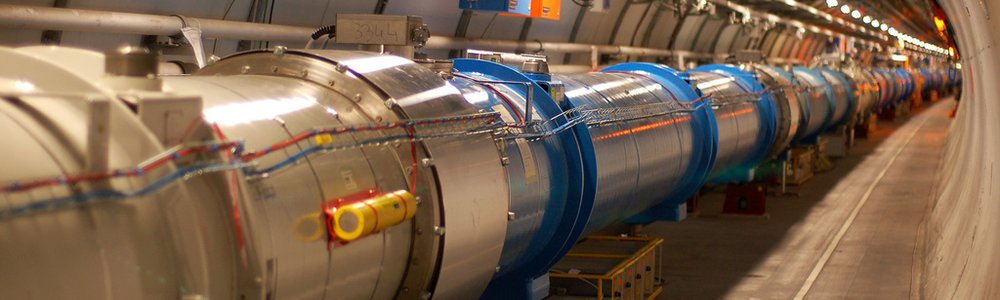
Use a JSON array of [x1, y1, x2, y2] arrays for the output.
[[163, 49, 511, 300], [687, 65, 778, 182], [792, 67, 836, 142], [753, 65, 803, 159], [842, 68, 880, 120], [872, 70, 898, 109], [816, 68, 856, 128], [0, 47, 240, 299], [448, 64, 572, 277], [554, 71, 696, 232], [872, 68, 919, 109], [0, 43, 958, 300], [0, 46, 513, 300]]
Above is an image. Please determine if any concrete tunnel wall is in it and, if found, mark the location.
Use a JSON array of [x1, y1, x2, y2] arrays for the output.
[[924, 0, 1000, 299]]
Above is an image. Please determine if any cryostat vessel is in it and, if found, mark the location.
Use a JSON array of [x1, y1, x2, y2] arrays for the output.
[[0, 44, 957, 299]]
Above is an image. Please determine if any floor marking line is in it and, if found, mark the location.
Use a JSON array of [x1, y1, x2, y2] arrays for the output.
[[793, 111, 934, 300]]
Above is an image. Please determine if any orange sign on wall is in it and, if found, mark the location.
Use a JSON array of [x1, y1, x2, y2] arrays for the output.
[[499, 0, 561, 20]]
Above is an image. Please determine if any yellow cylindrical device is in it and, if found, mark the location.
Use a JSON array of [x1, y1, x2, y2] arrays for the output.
[[333, 190, 417, 241]]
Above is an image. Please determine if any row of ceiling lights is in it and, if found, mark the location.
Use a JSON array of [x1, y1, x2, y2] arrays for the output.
[[824, 0, 951, 56]]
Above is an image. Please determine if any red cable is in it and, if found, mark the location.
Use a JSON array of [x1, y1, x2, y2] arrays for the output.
[[212, 123, 247, 256], [407, 126, 418, 193], [3, 115, 496, 194], [452, 73, 526, 125]]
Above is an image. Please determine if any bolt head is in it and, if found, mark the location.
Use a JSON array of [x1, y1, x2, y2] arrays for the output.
[[384, 99, 398, 108], [273, 46, 287, 56]]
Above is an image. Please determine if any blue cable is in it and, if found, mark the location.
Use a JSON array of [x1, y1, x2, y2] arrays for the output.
[[0, 162, 247, 219]]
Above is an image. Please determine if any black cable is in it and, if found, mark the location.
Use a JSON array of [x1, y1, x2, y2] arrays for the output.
[[321, 32, 335, 49], [373, 0, 389, 14], [222, 0, 238, 19], [212, 0, 239, 55], [564, 2, 590, 64], [265, 0, 276, 48], [310, 25, 337, 40]]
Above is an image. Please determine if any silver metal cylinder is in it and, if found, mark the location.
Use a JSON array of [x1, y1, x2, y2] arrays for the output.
[[816, 68, 852, 127], [554, 72, 695, 232], [687, 68, 768, 179], [0, 46, 239, 300], [161, 49, 510, 300], [842, 68, 880, 120], [754, 65, 803, 159], [792, 67, 835, 141]]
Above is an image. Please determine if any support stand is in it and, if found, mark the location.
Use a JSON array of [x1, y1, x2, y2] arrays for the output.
[[772, 159, 801, 197], [722, 182, 768, 216], [855, 114, 876, 139], [878, 106, 897, 122], [686, 193, 701, 217], [813, 137, 832, 173], [823, 126, 851, 158], [787, 147, 815, 185]]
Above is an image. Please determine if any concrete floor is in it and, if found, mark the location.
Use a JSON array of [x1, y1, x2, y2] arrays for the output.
[[645, 98, 954, 300]]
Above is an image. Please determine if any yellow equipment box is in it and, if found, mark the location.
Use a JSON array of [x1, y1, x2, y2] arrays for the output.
[[549, 236, 664, 300]]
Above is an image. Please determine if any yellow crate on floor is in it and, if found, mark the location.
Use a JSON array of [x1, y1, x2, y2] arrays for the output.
[[788, 147, 815, 185], [549, 236, 663, 300]]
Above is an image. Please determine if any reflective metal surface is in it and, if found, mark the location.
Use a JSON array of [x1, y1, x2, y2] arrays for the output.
[[0, 47, 239, 300], [164, 74, 414, 300], [448, 70, 569, 275], [754, 65, 803, 158], [0, 40, 964, 300], [816, 68, 854, 128], [335, 53, 510, 300], [792, 67, 835, 142], [687, 65, 774, 181], [169, 49, 512, 300], [871, 69, 897, 110], [554, 72, 694, 232], [842, 68, 880, 121]]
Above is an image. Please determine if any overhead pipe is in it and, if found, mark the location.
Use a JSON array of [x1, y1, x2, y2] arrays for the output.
[[0, 4, 722, 60], [424, 36, 723, 59], [0, 4, 312, 42]]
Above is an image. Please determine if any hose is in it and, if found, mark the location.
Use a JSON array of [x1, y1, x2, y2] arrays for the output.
[[305, 24, 336, 49]]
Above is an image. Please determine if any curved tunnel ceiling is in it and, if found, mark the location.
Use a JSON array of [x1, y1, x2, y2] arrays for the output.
[[0, 0, 954, 68]]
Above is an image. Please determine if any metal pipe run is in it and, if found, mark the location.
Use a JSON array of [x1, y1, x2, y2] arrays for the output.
[[0, 4, 312, 42], [424, 37, 721, 59], [0, 4, 720, 59]]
